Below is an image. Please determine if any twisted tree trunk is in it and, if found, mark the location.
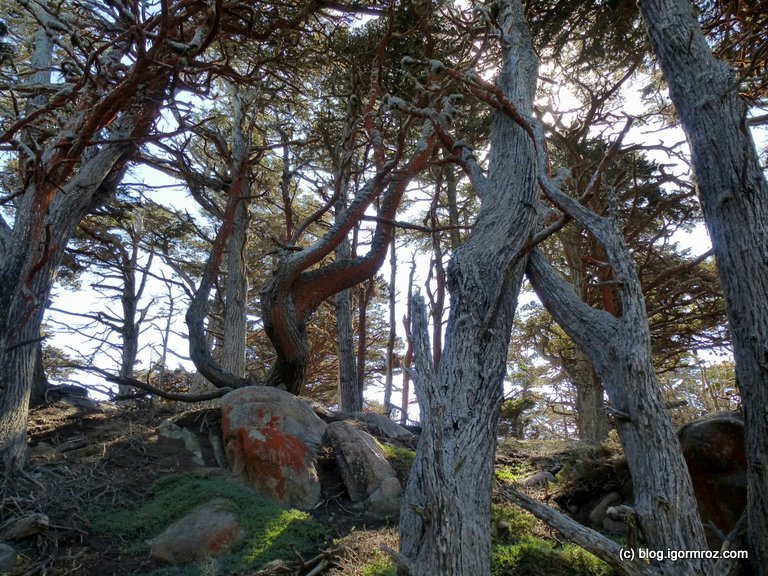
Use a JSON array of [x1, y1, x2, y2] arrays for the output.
[[398, 2, 539, 572]]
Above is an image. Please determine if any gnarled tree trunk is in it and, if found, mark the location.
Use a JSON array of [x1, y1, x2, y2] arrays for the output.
[[639, 1, 768, 570], [398, 2, 539, 572]]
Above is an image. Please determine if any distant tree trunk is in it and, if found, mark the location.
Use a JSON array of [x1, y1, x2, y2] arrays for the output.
[[398, 2, 539, 573], [336, 251, 360, 411], [383, 233, 397, 416], [566, 348, 609, 444], [640, 1, 768, 569], [221, 199, 249, 378], [355, 279, 374, 403]]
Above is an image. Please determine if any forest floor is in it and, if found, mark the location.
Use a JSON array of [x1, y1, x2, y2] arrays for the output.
[[0, 398, 622, 576]]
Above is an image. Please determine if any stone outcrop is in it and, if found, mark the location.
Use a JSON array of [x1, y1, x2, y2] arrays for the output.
[[678, 410, 746, 549], [221, 387, 327, 509], [148, 498, 245, 564], [324, 421, 402, 515]]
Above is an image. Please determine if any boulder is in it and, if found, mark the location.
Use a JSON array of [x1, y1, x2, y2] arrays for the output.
[[588, 491, 621, 527], [221, 387, 326, 509], [353, 412, 415, 443], [678, 411, 746, 549], [148, 498, 245, 564], [0, 542, 17, 572], [159, 408, 227, 468], [325, 421, 402, 515], [520, 471, 556, 487]]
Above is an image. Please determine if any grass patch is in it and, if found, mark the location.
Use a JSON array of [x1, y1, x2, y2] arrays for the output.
[[89, 473, 327, 575], [492, 536, 619, 576]]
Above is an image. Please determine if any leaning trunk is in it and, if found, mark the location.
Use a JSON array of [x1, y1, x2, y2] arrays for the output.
[[0, 147, 130, 471], [639, 1, 768, 569], [398, 2, 539, 572]]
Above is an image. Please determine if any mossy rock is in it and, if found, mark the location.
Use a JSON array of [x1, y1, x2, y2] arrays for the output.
[[88, 472, 327, 575]]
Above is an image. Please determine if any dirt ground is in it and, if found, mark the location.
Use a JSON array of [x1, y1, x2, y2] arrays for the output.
[[0, 399, 396, 576]]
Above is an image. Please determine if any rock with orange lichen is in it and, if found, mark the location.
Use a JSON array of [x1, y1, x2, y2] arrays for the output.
[[147, 498, 245, 564], [221, 387, 327, 509]]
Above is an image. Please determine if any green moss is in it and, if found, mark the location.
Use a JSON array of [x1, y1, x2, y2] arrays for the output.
[[494, 465, 527, 483], [490, 504, 536, 544], [88, 473, 327, 576], [380, 444, 416, 481], [360, 556, 397, 576], [492, 537, 619, 576]]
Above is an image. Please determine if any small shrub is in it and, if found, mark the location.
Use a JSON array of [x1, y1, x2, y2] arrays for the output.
[[492, 536, 618, 576], [494, 465, 527, 483]]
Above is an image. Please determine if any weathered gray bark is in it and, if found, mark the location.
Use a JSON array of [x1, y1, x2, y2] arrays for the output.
[[334, 164, 361, 411], [221, 198, 249, 378], [639, 1, 768, 570], [528, 249, 712, 575], [335, 248, 360, 411], [383, 232, 397, 416], [398, 2, 539, 573]]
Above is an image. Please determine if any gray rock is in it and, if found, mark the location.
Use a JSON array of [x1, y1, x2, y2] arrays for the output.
[[325, 421, 402, 515], [520, 471, 556, 487], [353, 412, 414, 442], [588, 492, 621, 527], [0, 543, 17, 573], [148, 498, 245, 564]]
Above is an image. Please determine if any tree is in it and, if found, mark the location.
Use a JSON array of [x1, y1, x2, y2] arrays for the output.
[[398, 1, 540, 572], [640, 0, 768, 570], [0, 0, 324, 471]]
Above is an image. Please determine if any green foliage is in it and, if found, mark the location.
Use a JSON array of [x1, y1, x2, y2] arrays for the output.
[[494, 464, 528, 484], [88, 474, 327, 575], [360, 557, 397, 576], [490, 505, 536, 544], [492, 537, 618, 576]]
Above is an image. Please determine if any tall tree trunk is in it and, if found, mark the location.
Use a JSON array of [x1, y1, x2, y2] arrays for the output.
[[384, 232, 397, 416], [336, 276, 360, 411], [221, 199, 249, 378], [639, 1, 768, 570], [0, 146, 131, 471], [398, 2, 539, 573]]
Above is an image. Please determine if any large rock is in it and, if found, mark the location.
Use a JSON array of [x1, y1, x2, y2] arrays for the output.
[[353, 412, 415, 443], [148, 498, 244, 564], [221, 387, 326, 509], [325, 421, 402, 515], [679, 411, 746, 549]]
